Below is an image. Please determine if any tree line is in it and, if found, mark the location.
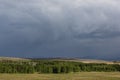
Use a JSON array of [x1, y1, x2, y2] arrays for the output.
[[0, 60, 120, 73]]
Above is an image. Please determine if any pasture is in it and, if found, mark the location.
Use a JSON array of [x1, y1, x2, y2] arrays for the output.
[[0, 72, 120, 80]]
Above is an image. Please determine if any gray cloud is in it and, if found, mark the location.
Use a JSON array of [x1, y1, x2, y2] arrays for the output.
[[0, 0, 120, 60]]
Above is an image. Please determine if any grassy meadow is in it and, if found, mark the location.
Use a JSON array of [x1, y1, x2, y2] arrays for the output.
[[0, 72, 120, 80]]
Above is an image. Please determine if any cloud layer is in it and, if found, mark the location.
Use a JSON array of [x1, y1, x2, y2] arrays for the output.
[[0, 0, 120, 60]]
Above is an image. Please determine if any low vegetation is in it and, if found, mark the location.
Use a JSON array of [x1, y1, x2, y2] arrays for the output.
[[0, 72, 120, 80]]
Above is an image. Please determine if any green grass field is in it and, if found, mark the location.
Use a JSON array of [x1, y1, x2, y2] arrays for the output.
[[0, 72, 120, 80]]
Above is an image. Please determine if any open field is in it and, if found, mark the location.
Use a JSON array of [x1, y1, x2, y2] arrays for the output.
[[0, 72, 120, 80]]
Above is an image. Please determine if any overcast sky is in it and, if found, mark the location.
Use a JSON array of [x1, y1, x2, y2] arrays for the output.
[[0, 0, 120, 60]]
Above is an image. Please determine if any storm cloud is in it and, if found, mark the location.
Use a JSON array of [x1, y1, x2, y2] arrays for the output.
[[0, 0, 120, 60]]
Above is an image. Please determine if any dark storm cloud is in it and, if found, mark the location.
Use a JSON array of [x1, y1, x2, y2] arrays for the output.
[[75, 29, 120, 39], [0, 0, 120, 59]]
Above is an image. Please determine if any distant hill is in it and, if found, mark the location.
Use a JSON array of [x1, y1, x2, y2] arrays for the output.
[[0, 57, 30, 61], [0, 57, 120, 64], [38, 58, 120, 64]]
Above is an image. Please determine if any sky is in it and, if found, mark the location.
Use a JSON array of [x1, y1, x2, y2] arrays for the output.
[[0, 0, 120, 60]]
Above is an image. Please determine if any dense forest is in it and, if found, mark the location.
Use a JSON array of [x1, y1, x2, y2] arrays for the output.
[[0, 60, 120, 73]]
